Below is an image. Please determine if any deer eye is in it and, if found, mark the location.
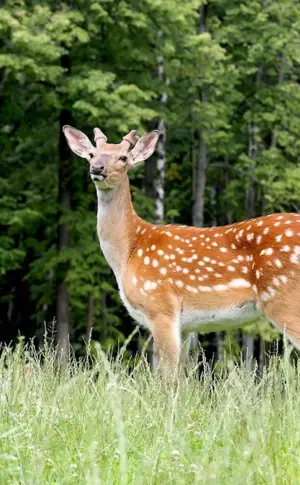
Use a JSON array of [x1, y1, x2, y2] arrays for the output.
[[119, 156, 127, 163], [89, 152, 94, 160]]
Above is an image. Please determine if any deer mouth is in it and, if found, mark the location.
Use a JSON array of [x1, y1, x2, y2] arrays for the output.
[[91, 174, 106, 182]]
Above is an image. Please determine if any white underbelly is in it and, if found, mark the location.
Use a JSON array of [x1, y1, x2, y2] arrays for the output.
[[181, 301, 262, 334]]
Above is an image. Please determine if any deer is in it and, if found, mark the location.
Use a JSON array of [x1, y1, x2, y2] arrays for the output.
[[63, 124, 300, 377]]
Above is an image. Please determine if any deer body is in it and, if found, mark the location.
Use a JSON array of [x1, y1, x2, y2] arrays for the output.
[[63, 124, 300, 376]]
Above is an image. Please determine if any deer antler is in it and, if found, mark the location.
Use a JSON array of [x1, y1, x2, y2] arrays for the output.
[[93, 127, 107, 148], [121, 130, 140, 149]]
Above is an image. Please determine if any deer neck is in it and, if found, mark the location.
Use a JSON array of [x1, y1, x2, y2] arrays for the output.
[[96, 176, 137, 279]]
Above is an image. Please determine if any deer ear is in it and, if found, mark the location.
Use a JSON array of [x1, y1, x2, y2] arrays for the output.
[[129, 130, 160, 165], [63, 125, 94, 160]]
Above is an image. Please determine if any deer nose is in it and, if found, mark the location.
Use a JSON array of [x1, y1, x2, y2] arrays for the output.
[[91, 165, 104, 176]]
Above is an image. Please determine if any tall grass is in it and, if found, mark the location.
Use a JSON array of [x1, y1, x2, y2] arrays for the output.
[[0, 340, 300, 485]]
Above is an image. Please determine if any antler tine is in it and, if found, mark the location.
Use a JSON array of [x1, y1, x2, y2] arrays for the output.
[[93, 127, 107, 148], [121, 130, 140, 148]]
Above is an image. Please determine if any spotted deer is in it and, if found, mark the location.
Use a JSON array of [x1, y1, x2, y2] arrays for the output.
[[63, 125, 300, 376]]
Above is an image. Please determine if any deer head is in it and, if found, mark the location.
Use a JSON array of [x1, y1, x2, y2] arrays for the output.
[[63, 125, 160, 190]]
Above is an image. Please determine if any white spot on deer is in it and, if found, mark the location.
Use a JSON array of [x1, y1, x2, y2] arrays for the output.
[[275, 235, 283, 242], [175, 280, 184, 288], [215, 273, 222, 278], [231, 243, 237, 249], [151, 245, 156, 250], [198, 286, 212, 292], [160, 267, 167, 276], [144, 280, 152, 291], [189, 274, 196, 280], [168, 278, 174, 284], [192, 237, 197, 241], [183, 268, 189, 274], [241, 266, 248, 273], [220, 247, 227, 253], [256, 235, 262, 244], [257, 220, 263, 226], [152, 259, 158, 268], [174, 235, 181, 241], [290, 254, 299, 265], [186, 285, 197, 293], [281, 245, 290, 252], [206, 267, 213, 272], [192, 254, 198, 260], [136, 226, 141, 233], [206, 237, 210, 242], [274, 222, 280, 227], [132, 276, 137, 285], [144, 256, 150, 265], [273, 277, 280, 287], [265, 248, 273, 255], [228, 279, 251, 289], [165, 232, 172, 237], [212, 242, 218, 247], [228, 265, 236, 272], [284, 220, 292, 224], [170, 254, 175, 260], [151, 282, 157, 290], [203, 257, 210, 262], [175, 265, 182, 272], [214, 284, 228, 291], [137, 249, 143, 257], [285, 229, 293, 237], [256, 270, 260, 279], [279, 275, 288, 283], [263, 227, 269, 235], [157, 249, 164, 255]]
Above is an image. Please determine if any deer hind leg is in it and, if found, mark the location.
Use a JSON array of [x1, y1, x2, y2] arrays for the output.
[[260, 276, 300, 350]]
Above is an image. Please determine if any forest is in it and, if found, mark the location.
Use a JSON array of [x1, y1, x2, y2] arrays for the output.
[[1, 0, 300, 366]]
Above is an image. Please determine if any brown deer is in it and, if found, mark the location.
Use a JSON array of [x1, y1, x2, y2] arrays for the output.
[[63, 125, 300, 377]]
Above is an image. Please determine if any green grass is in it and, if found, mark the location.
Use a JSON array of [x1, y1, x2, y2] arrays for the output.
[[1, 341, 300, 485]]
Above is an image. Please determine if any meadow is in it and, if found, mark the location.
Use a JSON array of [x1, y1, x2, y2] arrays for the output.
[[0, 339, 300, 485]]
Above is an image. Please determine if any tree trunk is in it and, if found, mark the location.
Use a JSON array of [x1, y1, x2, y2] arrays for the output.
[[56, 53, 72, 360]]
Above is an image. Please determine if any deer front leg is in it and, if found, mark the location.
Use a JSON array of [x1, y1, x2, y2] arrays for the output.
[[148, 313, 181, 380]]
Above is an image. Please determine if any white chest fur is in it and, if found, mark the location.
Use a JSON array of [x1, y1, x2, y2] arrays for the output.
[[118, 282, 148, 329]]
